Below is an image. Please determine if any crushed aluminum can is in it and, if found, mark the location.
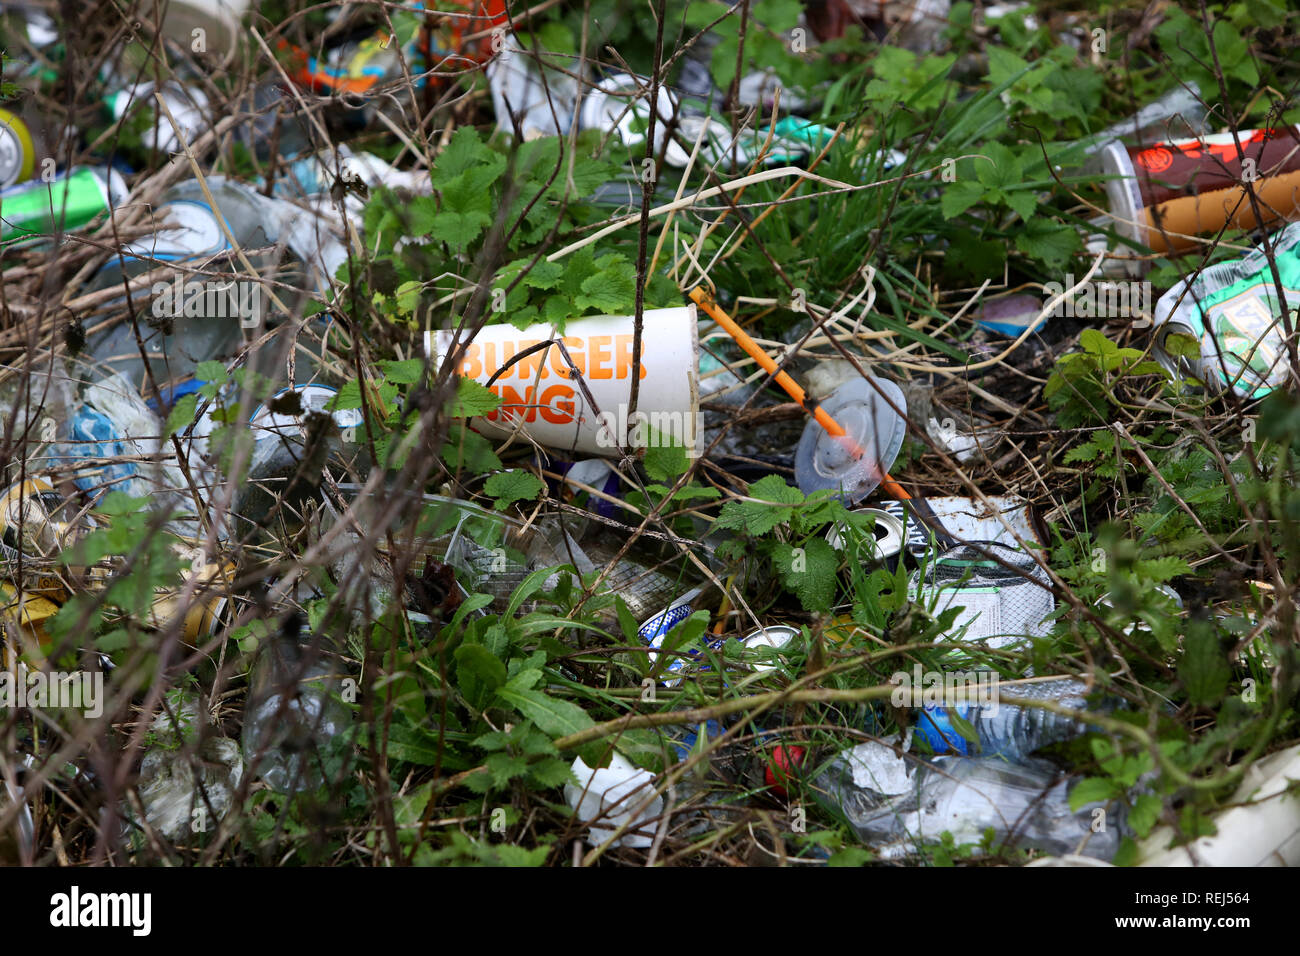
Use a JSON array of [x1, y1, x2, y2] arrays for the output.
[[880, 500, 931, 557], [825, 507, 906, 562], [0, 478, 98, 601], [637, 591, 719, 684], [0, 580, 60, 667], [0, 107, 36, 188], [741, 624, 800, 674], [1151, 219, 1300, 399]]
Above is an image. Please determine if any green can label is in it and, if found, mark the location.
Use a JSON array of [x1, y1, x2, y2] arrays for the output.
[[0, 167, 112, 240]]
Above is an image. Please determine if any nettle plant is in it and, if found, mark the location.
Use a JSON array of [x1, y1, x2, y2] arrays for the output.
[[711, 474, 854, 614], [350, 127, 679, 340]]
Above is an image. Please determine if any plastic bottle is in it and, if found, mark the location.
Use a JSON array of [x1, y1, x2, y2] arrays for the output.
[[445, 511, 708, 625], [241, 625, 350, 793], [912, 678, 1093, 760], [816, 740, 1122, 860], [1079, 82, 1208, 157], [231, 383, 368, 531]]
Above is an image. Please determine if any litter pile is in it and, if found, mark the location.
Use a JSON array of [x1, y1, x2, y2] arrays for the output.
[[0, 0, 1298, 867]]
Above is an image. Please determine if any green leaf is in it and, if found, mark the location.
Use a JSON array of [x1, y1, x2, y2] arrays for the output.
[[1132, 556, 1191, 583], [494, 844, 551, 866], [775, 538, 838, 613], [391, 280, 422, 317], [405, 195, 441, 235], [446, 376, 501, 418], [432, 208, 492, 251], [163, 393, 198, 438], [1003, 190, 1037, 221], [615, 597, 640, 644], [1112, 836, 1139, 867], [1067, 776, 1118, 812], [1179, 630, 1231, 706], [485, 752, 530, 788], [431, 127, 500, 186], [454, 643, 507, 691], [506, 565, 572, 619], [517, 259, 564, 290], [379, 358, 427, 385], [1128, 793, 1162, 838], [750, 474, 803, 505], [484, 469, 545, 510], [715, 498, 789, 536], [442, 424, 502, 474], [574, 261, 637, 315], [940, 180, 984, 220], [643, 438, 689, 482], [1014, 218, 1080, 268], [327, 380, 364, 411], [496, 685, 596, 740], [753, 0, 801, 29], [195, 360, 228, 383], [974, 142, 1021, 190], [528, 756, 578, 788]]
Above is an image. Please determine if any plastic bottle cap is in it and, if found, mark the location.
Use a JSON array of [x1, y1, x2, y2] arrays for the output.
[[794, 376, 907, 503]]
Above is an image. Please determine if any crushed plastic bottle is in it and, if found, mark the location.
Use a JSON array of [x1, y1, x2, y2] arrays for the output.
[[131, 693, 243, 845], [103, 80, 211, 155], [912, 678, 1093, 760], [229, 383, 367, 531], [84, 174, 348, 392], [445, 509, 709, 625], [816, 740, 1122, 860], [241, 624, 351, 793]]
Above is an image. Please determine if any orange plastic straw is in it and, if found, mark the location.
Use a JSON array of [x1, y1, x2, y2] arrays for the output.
[[689, 286, 912, 502]]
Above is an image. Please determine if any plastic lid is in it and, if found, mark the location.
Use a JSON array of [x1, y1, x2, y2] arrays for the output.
[[794, 376, 907, 503]]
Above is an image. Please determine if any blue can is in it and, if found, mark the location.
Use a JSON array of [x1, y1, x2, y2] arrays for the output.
[[637, 600, 725, 684]]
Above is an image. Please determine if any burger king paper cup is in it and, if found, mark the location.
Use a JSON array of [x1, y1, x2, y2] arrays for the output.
[[430, 306, 702, 458]]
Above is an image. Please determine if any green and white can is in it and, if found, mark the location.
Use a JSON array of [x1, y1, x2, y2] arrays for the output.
[[1152, 220, 1300, 399], [0, 166, 128, 241]]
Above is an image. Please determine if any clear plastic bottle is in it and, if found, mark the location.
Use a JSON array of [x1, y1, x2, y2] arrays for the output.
[[231, 383, 368, 531], [241, 626, 351, 793], [816, 741, 1122, 861], [912, 678, 1093, 760]]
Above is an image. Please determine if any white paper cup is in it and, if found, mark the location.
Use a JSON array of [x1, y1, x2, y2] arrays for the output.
[[431, 306, 702, 458]]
